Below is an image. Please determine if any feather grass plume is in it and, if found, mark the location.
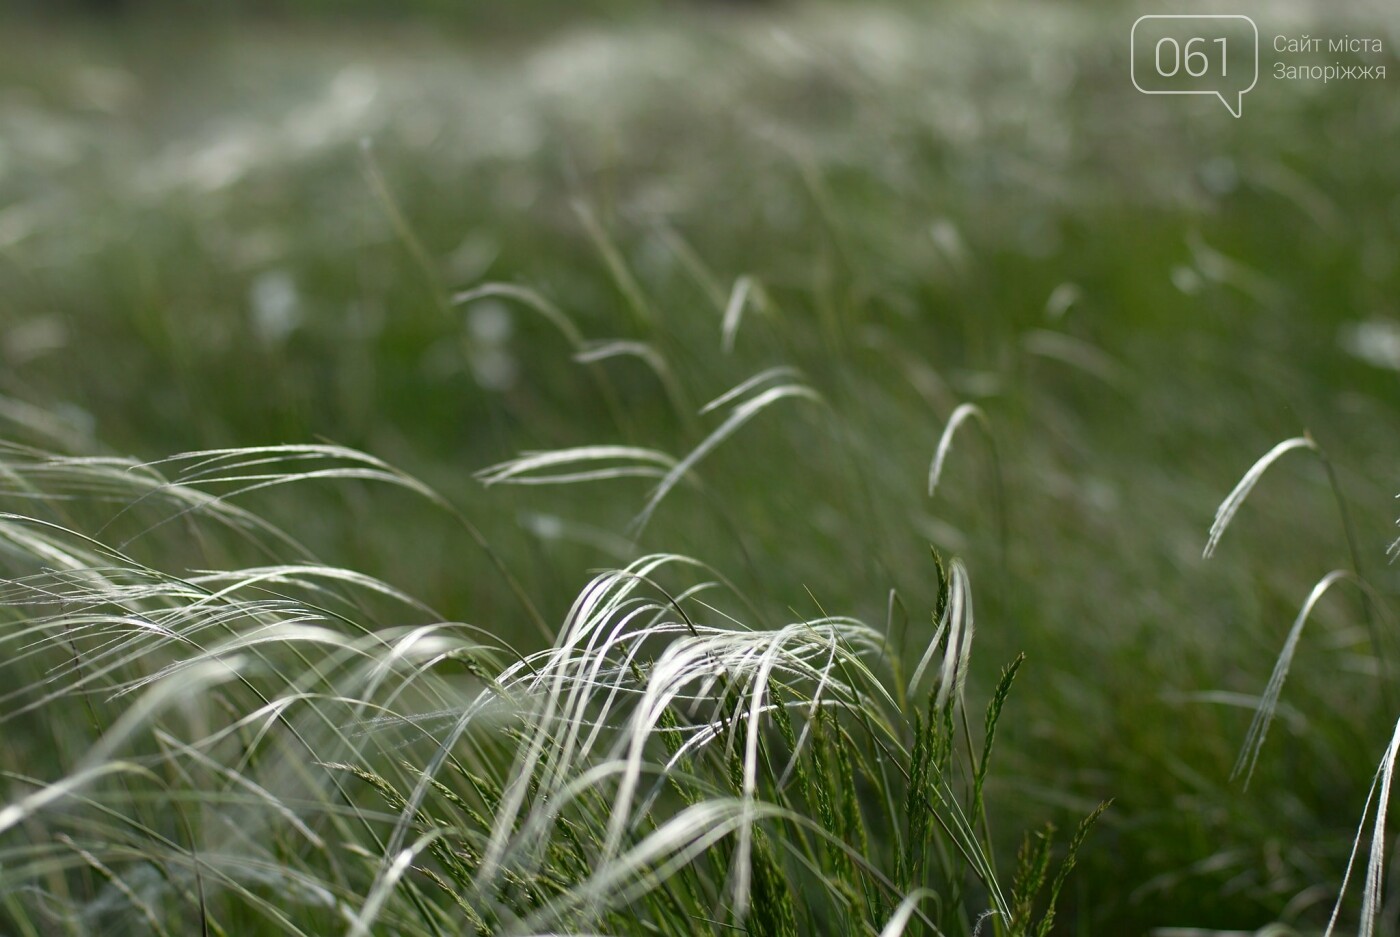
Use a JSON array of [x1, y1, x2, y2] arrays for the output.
[[1203, 436, 1316, 559]]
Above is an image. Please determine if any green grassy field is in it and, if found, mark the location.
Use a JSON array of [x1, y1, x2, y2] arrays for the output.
[[1, 2, 1398, 933]]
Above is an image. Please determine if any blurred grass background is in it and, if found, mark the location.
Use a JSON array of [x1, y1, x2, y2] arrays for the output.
[[2, 0, 1398, 930]]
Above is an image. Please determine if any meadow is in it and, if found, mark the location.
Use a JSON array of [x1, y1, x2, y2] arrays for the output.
[[0, 1, 1398, 933]]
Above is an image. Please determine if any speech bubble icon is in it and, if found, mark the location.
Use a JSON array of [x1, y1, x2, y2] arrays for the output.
[[1131, 15, 1258, 118]]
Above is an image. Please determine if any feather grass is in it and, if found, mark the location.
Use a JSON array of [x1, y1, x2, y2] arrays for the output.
[[1203, 436, 1316, 560], [1233, 570, 1362, 787], [1325, 716, 1400, 937], [0, 440, 1102, 936]]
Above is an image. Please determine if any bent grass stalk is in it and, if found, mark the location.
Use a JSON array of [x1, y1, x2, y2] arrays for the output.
[[634, 380, 822, 534], [1325, 715, 1400, 937], [1232, 571, 1397, 789], [1203, 436, 1317, 560], [928, 404, 1008, 573], [573, 341, 693, 430], [721, 276, 753, 355], [452, 283, 630, 439]]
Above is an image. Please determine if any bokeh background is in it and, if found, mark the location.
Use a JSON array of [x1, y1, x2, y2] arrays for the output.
[[2, 0, 1398, 930]]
